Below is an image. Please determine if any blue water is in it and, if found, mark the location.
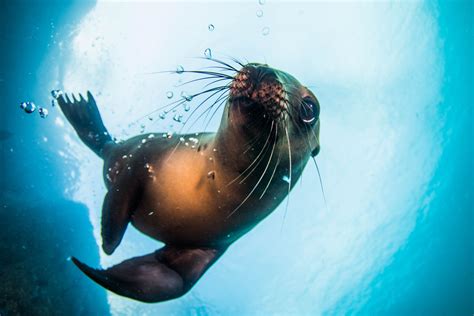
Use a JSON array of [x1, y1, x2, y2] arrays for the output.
[[1, 1, 472, 315]]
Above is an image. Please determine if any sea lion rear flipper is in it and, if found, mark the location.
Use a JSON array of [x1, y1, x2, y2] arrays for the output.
[[57, 91, 113, 158], [72, 245, 226, 303]]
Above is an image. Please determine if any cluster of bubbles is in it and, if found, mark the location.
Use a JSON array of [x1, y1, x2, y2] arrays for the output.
[[19, 101, 49, 118], [258, 0, 270, 36], [19, 89, 66, 118], [207, 1, 269, 37], [144, 0, 270, 132], [178, 135, 200, 148]]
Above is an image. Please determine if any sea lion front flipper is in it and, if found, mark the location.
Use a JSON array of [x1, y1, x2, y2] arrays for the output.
[[101, 170, 141, 255], [72, 245, 226, 303]]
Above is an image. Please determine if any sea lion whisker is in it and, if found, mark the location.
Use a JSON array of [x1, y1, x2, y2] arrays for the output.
[[181, 70, 234, 80], [165, 135, 183, 163], [166, 94, 226, 159], [297, 120, 325, 198], [203, 94, 230, 132], [201, 65, 237, 73], [183, 87, 230, 133], [304, 123, 328, 212], [287, 111, 327, 212], [174, 75, 231, 88], [281, 126, 292, 231], [243, 128, 269, 154], [226, 126, 278, 219], [312, 156, 329, 212], [259, 128, 281, 200], [131, 98, 188, 124], [237, 118, 274, 155], [199, 87, 232, 128], [144, 69, 233, 80], [214, 53, 246, 69], [189, 84, 231, 99], [203, 77, 233, 89], [131, 84, 229, 125], [194, 56, 240, 72], [237, 122, 276, 185], [228, 55, 246, 68], [226, 121, 274, 186]]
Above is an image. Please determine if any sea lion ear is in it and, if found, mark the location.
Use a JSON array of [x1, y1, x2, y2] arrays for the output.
[[311, 145, 320, 157]]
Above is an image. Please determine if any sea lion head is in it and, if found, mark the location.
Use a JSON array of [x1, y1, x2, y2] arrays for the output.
[[226, 63, 320, 159]]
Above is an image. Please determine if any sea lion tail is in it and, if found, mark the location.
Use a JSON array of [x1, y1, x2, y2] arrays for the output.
[[57, 91, 113, 158]]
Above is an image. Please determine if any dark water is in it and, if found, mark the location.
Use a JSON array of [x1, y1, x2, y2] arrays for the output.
[[0, 1, 472, 315]]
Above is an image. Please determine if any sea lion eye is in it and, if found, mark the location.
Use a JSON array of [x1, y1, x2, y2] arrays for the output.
[[300, 97, 319, 125]]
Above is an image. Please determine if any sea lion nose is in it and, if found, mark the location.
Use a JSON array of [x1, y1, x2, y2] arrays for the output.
[[243, 63, 277, 82], [244, 65, 287, 119], [230, 64, 287, 119]]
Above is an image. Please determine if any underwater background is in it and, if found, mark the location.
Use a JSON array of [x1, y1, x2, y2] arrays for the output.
[[1, 0, 472, 315]]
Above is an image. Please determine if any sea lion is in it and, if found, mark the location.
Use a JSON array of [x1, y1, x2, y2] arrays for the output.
[[58, 61, 321, 303]]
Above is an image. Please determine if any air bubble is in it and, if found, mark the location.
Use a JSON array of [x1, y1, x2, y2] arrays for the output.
[[208, 24, 215, 31], [262, 27, 270, 36], [204, 48, 212, 59], [166, 91, 174, 99], [38, 107, 49, 118], [159, 112, 166, 119], [256, 10, 263, 17], [184, 103, 190, 111], [259, 0, 265, 5], [176, 65, 184, 74]]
